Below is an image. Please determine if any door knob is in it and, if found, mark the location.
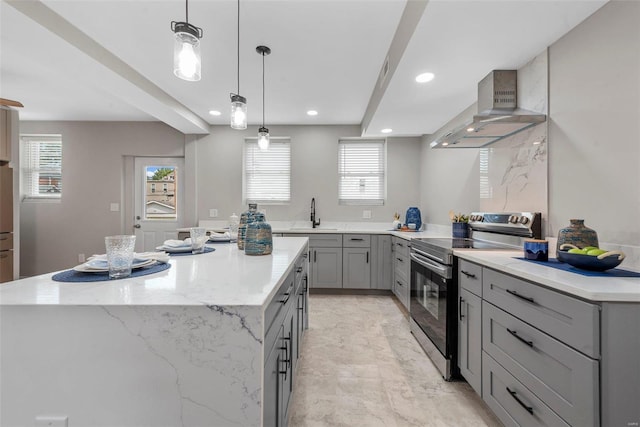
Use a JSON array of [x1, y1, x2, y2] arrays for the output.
[[133, 224, 141, 229]]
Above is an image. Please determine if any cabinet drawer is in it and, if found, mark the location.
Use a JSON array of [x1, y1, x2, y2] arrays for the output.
[[343, 234, 370, 248], [483, 352, 570, 427], [459, 259, 482, 297], [0, 249, 13, 283], [308, 234, 342, 248], [483, 302, 599, 427], [394, 251, 409, 283], [0, 233, 12, 251], [264, 271, 296, 358], [483, 268, 599, 358], [394, 275, 409, 310], [393, 237, 410, 257]]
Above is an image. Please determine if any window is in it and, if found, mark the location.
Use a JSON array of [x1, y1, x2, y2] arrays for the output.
[[243, 138, 291, 204], [151, 183, 156, 193], [20, 134, 63, 200], [338, 139, 386, 205]]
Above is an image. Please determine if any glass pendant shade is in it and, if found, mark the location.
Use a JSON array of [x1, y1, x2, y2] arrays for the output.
[[171, 21, 202, 82], [231, 94, 247, 130], [258, 127, 270, 150]]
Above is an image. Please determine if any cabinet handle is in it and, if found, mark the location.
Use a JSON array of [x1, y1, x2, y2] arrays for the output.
[[459, 297, 465, 320], [366, 251, 369, 263], [397, 243, 404, 247], [314, 250, 317, 263], [506, 387, 534, 415], [303, 274, 308, 292], [396, 257, 403, 262], [396, 280, 403, 287], [296, 267, 303, 273], [461, 270, 476, 279], [303, 252, 308, 259], [507, 328, 534, 348], [350, 238, 364, 241], [505, 289, 536, 304], [280, 284, 294, 305], [0, 236, 8, 241]]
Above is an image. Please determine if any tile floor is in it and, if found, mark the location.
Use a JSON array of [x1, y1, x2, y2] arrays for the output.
[[289, 294, 503, 427]]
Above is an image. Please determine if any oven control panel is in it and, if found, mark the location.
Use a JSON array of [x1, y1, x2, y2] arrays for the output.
[[469, 212, 541, 239]]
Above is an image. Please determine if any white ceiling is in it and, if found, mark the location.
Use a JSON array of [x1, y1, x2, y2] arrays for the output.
[[0, 0, 607, 136]]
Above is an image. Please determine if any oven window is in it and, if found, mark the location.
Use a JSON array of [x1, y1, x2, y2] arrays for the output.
[[410, 260, 449, 356]]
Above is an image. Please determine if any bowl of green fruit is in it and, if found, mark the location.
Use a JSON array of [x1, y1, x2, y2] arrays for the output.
[[557, 244, 626, 271]]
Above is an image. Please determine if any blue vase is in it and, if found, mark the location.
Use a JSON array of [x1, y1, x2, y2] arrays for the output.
[[245, 213, 273, 256], [237, 203, 258, 250], [405, 207, 422, 230], [452, 222, 469, 238]]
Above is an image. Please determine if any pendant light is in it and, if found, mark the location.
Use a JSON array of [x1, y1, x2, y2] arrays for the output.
[[256, 45, 271, 150], [170, 0, 203, 81], [230, 0, 247, 129]]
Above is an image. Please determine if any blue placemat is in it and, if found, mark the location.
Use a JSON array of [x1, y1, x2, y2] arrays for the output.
[[52, 262, 171, 283], [514, 257, 640, 278], [168, 247, 216, 256]]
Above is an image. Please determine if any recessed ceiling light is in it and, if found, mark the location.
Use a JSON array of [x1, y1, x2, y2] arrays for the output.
[[442, 142, 449, 146], [381, 128, 393, 134], [467, 127, 475, 132], [415, 72, 435, 83], [307, 110, 318, 116], [533, 141, 541, 145], [209, 110, 221, 116]]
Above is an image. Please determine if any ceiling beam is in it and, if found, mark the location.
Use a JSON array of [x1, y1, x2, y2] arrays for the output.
[[6, 0, 210, 135], [360, 0, 428, 136]]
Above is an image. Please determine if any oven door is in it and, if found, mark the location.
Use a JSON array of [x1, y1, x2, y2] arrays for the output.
[[409, 251, 456, 361]]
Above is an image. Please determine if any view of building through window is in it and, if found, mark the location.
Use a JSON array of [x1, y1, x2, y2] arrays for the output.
[[145, 166, 177, 219]]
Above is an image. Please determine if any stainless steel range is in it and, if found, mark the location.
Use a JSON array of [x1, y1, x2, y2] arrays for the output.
[[409, 212, 541, 380]]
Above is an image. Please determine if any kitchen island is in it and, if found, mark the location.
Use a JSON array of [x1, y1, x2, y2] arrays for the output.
[[0, 237, 309, 427]]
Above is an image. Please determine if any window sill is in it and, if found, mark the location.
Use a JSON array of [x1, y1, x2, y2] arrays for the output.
[[22, 197, 62, 204]]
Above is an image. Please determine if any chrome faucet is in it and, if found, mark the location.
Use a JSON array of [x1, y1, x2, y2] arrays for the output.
[[311, 198, 320, 228]]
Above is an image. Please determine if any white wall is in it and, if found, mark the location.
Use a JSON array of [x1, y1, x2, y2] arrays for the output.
[[193, 125, 423, 224], [420, 104, 480, 226], [19, 121, 184, 276], [548, 0, 640, 247]]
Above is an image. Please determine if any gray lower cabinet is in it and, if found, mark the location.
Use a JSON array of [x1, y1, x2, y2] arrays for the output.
[[343, 248, 370, 289], [392, 237, 410, 310], [311, 246, 343, 288], [370, 235, 392, 290], [263, 249, 308, 427], [478, 266, 600, 427], [458, 287, 482, 396]]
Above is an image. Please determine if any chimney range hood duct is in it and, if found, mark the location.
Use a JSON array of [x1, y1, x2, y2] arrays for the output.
[[430, 70, 546, 149]]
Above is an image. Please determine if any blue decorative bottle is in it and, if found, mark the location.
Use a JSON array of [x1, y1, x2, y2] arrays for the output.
[[405, 207, 422, 231], [237, 203, 258, 250], [245, 213, 273, 256]]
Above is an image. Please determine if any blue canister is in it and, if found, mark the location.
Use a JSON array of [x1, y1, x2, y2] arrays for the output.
[[245, 213, 273, 256], [524, 239, 549, 261], [452, 222, 470, 238], [405, 207, 422, 231], [237, 203, 258, 250]]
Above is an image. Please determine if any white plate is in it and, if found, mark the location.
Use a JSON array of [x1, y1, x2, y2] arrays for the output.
[[156, 245, 193, 253], [73, 258, 156, 273], [208, 236, 231, 242]]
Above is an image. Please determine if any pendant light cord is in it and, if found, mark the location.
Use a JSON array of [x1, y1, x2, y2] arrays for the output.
[[262, 52, 265, 127], [237, 0, 240, 94], [185, 0, 189, 22]]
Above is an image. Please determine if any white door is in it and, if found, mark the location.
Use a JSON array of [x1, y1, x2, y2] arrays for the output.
[[134, 157, 185, 252]]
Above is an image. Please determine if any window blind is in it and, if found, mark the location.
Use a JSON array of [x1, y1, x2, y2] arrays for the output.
[[244, 139, 291, 204], [21, 135, 63, 199], [338, 139, 386, 205]]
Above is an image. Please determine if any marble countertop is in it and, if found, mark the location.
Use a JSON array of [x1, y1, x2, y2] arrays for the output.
[[455, 250, 640, 302], [0, 237, 308, 307]]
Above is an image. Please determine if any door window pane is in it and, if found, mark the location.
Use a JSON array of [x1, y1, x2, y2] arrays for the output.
[[145, 166, 177, 220]]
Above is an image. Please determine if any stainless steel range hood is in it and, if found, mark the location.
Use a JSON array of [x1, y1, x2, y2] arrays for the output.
[[430, 70, 546, 148]]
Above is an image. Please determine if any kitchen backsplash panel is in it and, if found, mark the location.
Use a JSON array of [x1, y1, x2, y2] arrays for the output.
[[479, 49, 548, 222]]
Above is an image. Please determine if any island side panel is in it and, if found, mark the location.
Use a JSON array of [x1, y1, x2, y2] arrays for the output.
[[1, 304, 263, 427]]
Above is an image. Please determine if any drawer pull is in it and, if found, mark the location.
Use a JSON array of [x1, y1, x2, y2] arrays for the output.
[[507, 328, 533, 348], [350, 238, 364, 241], [302, 252, 308, 259], [296, 267, 303, 273], [366, 251, 369, 264], [506, 288, 535, 304], [460, 270, 476, 279], [396, 280, 403, 287], [396, 257, 403, 262], [397, 243, 404, 247], [0, 236, 8, 241], [459, 297, 465, 320], [506, 387, 534, 415]]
